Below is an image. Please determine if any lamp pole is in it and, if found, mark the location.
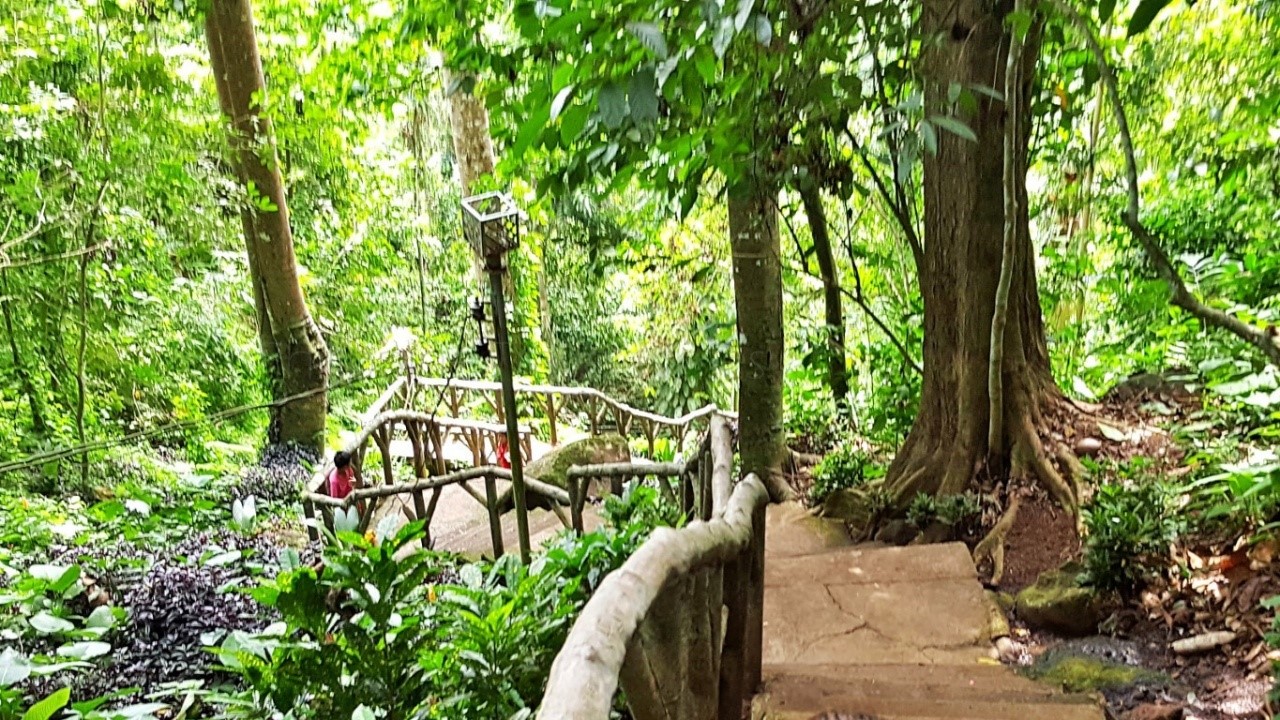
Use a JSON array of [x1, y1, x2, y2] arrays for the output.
[[487, 266, 531, 563], [463, 191, 530, 564]]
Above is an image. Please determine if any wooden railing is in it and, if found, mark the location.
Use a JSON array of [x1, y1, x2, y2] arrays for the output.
[[395, 376, 730, 456], [303, 379, 735, 557], [538, 416, 768, 720]]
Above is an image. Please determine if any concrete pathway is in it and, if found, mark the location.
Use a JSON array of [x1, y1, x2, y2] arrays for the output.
[[753, 503, 1104, 720]]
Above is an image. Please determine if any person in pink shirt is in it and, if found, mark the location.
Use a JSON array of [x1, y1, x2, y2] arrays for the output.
[[328, 451, 356, 500]]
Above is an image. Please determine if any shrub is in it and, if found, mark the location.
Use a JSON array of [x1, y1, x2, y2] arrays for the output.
[[1081, 481, 1182, 594], [811, 444, 883, 504], [905, 492, 982, 532]]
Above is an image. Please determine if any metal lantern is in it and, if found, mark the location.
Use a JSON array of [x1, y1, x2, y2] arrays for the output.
[[462, 191, 521, 270]]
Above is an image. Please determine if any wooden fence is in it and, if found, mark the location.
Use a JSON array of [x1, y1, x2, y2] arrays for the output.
[[537, 416, 768, 720], [302, 378, 732, 556], [392, 376, 730, 456]]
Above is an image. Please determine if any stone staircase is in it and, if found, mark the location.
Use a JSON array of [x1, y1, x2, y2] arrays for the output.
[[753, 503, 1104, 720]]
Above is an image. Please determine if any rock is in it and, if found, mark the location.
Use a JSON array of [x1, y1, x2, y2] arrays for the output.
[[496, 434, 630, 511], [1124, 703, 1184, 720], [1170, 631, 1237, 655], [915, 521, 954, 544], [874, 519, 918, 546], [820, 488, 879, 539], [1074, 437, 1104, 457], [1014, 563, 1107, 636]]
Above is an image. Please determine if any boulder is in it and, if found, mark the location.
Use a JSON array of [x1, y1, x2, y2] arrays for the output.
[[1014, 563, 1108, 636], [875, 519, 918, 546], [820, 487, 882, 540], [497, 434, 631, 512]]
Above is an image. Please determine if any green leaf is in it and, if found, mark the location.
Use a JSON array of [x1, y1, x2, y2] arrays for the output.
[[919, 120, 938, 156], [928, 115, 978, 142], [1127, 0, 1173, 36], [598, 83, 628, 129], [559, 103, 590, 146], [57, 641, 112, 660], [50, 564, 81, 595], [752, 14, 772, 45], [1099, 0, 1118, 23], [1006, 9, 1033, 39], [625, 22, 668, 59], [512, 105, 550, 158], [734, 0, 756, 31], [550, 84, 575, 120], [204, 550, 242, 567], [629, 68, 659, 122], [22, 687, 70, 720], [0, 648, 32, 687], [29, 611, 75, 635]]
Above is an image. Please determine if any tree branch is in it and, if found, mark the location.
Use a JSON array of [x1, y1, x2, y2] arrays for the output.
[[1049, 0, 1280, 367]]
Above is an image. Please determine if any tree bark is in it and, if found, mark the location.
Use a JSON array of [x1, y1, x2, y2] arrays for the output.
[[729, 181, 793, 501], [798, 183, 850, 408], [206, 0, 329, 451], [1, 270, 46, 434], [886, 0, 1075, 511], [446, 71, 497, 195]]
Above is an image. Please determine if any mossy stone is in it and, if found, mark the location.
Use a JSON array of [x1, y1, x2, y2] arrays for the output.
[[1014, 563, 1107, 636], [496, 434, 630, 512], [1024, 648, 1165, 693]]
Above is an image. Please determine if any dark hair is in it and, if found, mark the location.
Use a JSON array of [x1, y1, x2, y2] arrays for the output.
[[334, 450, 352, 468]]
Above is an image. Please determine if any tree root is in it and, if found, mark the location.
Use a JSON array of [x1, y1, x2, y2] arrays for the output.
[[973, 494, 1021, 585], [1012, 412, 1077, 516]]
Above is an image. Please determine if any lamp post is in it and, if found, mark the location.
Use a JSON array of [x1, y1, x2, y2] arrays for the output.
[[462, 192, 531, 563]]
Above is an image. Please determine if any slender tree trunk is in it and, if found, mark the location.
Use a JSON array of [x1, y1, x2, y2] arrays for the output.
[[206, 0, 329, 451], [886, 0, 1075, 512], [729, 180, 793, 501], [798, 183, 850, 408], [1, 270, 47, 434]]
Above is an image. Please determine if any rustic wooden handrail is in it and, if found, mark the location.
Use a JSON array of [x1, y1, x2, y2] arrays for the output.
[[407, 376, 734, 455], [538, 414, 766, 720]]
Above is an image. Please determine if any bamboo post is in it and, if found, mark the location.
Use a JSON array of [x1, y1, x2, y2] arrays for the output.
[[374, 425, 395, 486], [424, 486, 442, 548], [547, 393, 558, 446], [303, 498, 319, 542], [413, 489, 429, 548], [744, 496, 767, 691], [718, 553, 748, 720], [484, 471, 505, 558], [569, 477, 585, 534]]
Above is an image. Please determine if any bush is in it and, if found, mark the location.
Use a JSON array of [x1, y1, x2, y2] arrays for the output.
[[811, 444, 882, 504], [214, 486, 680, 719], [1082, 481, 1182, 594], [905, 492, 982, 532]]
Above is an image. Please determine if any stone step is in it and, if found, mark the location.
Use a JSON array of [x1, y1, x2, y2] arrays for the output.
[[761, 663, 1069, 699], [753, 669, 1105, 719], [757, 661, 1090, 702], [765, 502, 855, 559], [765, 542, 979, 586]]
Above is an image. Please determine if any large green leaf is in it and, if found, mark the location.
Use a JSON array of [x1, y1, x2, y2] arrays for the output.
[[625, 22, 668, 59], [598, 83, 628, 129], [1127, 0, 1173, 36], [22, 687, 70, 720], [629, 68, 659, 122]]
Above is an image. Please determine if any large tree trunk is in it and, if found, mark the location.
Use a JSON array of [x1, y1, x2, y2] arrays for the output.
[[886, 0, 1074, 511], [729, 181, 793, 501], [798, 183, 850, 408], [446, 71, 497, 195], [206, 0, 329, 452]]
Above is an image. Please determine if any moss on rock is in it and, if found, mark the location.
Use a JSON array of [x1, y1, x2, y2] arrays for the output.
[[1014, 563, 1108, 636], [1024, 648, 1165, 693]]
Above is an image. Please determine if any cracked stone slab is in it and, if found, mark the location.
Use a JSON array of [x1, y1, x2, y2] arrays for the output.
[[763, 576, 990, 666], [765, 542, 978, 587]]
